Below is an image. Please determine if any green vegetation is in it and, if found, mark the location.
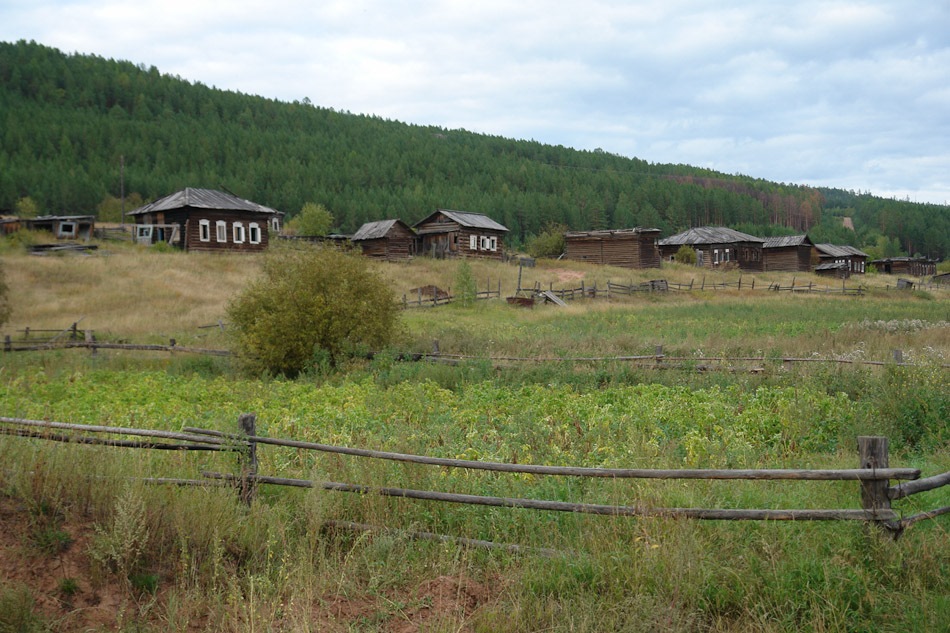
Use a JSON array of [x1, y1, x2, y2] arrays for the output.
[[285, 201, 334, 236], [2, 40, 948, 260], [674, 244, 697, 265], [227, 244, 403, 376]]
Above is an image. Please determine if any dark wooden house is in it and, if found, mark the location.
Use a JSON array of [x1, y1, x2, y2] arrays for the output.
[[413, 209, 508, 260], [26, 215, 96, 240], [563, 228, 661, 268], [814, 244, 868, 275], [351, 219, 415, 261], [870, 257, 937, 277], [657, 227, 765, 271], [762, 234, 815, 272], [128, 188, 282, 253]]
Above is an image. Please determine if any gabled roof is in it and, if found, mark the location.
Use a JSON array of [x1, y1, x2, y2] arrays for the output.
[[815, 243, 868, 258], [658, 226, 764, 246], [414, 209, 508, 232], [351, 219, 413, 241], [129, 188, 279, 216], [763, 234, 814, 249], [565, 227, 661, 239]]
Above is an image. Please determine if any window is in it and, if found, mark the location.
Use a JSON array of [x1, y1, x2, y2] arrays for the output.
[[233, 222, 245, 244], [199, 219, 211, 242], [137, 226, 152, 239], [724, 248, 731, 262], [713, 249, 720, 264], [470, 235, 478, 250], [270, 216, 281, 233], [59, 222, 76, 238], [249, 222, 261, 245], [215, 220, 227, 242], [489, 236, 497, 251], [696, 250, 704, 266]]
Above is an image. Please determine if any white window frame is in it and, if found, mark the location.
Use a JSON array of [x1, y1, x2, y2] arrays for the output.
[[270, 216, 281, 233], [469, 235, 478, 250], [713, 249, 720, 264], [215, 220, 227, 242], [249, 222, 261, 245], [233, 222, 245, 244], [199, 219, 211, 242], [489, 236, 497, 251]]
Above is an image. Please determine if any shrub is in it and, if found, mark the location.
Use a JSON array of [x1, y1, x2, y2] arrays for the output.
[[526, 223, 567, 259], [228, 245, 402, 376], [454, 260, 477, 307], [286, 202, 333, 236], [673, 245, 697, 265]]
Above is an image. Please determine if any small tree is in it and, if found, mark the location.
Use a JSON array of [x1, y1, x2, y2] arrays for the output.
[[454, 260, 477, 307], [227, 245, 401, 377], [286, 202, 334, 236], [525, 223, 567, 259], [0, 263, 11, 327], [673, 245, 697, 265], [14, 196, 39, 219]]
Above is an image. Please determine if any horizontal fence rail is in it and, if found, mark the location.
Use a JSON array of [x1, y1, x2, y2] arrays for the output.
[[4, 415, 948, 551]]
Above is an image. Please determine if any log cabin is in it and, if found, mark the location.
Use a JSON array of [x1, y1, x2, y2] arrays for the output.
[[658, 226, 765, 271], [762, 235, 815, 272], [351, 219, 415, 261], [563, 228, 661, 269], [413, 209, 508, 260]]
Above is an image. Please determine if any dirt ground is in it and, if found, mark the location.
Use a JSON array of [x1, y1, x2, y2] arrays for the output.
[[0, 495, 499, 631]]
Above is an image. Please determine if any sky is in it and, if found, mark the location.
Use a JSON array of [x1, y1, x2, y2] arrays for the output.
[[3, 0, 950, 205]]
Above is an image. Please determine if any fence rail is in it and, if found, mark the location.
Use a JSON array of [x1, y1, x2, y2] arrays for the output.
[[2, 415, 947, 551]]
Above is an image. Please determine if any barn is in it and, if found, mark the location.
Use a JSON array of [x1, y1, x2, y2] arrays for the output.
[[351, 219, 415, 261], [870, 257, 937, 277], [762, 234, 815, 272], [128, 188, 283, 253], [814, 244, 868, 275], [413, 209, 508, 260], [562, 228, 661, 269], [658, 226, 765, 271]]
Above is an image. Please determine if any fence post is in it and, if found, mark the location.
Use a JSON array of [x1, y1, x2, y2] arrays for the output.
[[858, 436, 893, 527], [238, 413, 258, 506], [892, 349, 903, 364], [85, 330, 97, 357], [4, 335, 10, 352]]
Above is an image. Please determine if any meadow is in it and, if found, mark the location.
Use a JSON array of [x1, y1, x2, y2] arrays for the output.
[[0, 241, 948, 632]]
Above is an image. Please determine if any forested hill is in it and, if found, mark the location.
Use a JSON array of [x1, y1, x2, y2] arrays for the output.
[[1, 40, 947, 258]]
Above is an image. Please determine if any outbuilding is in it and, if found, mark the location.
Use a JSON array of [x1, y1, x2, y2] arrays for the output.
[[351, 219, 415, 261], [562, 228, 662, 269], [762, 234, 815, 272], [814, 244, 868, 275]]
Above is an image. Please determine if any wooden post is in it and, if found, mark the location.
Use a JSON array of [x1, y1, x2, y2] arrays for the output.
[[432, 340, 440, 355], [238, 413, 258, 506], [858, 436, 893, 526], [71, 322, 78, 340], [892, 349, 903, 364], [4, 335, 10, 352], [85, 330, 97, 357]]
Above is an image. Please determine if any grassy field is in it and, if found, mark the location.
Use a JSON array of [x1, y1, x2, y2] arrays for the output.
[[1, 240, 948, 632]]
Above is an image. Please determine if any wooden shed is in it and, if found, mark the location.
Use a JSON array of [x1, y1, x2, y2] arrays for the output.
[[815, 244, 868, 275], [657, 226, 765, 271], [870, 257, 937, 277], [762, 235, 815, 272], [26, 215, 95, 241], [413, 209, 508, 260], [562, 228, 661, 269], [351, 219, 415, 261], [128, 188, 282, 253]]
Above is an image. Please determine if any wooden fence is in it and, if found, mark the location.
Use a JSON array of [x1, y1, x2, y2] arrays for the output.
[[401, 279, 502, 308], [2, 415, 947, 552]]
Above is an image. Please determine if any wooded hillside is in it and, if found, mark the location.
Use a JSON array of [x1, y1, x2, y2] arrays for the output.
[[1, 40, 947, 258]]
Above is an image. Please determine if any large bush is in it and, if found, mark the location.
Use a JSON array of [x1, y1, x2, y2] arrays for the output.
[[525, 223, 567, 259], [227, 245, 401, 376]]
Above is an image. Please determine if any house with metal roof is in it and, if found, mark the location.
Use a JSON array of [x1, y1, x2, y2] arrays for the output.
[[351, 219, 415, 261], [870, 256, 937, 277], [814, 244, 868, 276], [657, 226, 765, 271], [563, 228, 661, 269], [762, 234, 815, 272], [128, 188, 283, 252], [413, 209, 508, 260]]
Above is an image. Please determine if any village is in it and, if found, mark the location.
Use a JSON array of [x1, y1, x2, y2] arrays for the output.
[[4, 186, 942, 283]]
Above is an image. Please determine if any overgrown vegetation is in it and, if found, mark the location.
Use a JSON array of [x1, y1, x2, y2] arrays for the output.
[[227, 243, 402, 376]]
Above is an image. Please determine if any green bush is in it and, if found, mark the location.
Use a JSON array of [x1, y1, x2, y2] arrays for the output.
[[454, 260, 477, 307], [673, 244, 697, 265], [525, 223, 567, 259], [227, 244, 402, 376]]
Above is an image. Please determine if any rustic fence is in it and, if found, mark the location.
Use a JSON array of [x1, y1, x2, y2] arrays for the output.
[[2, 415, 947, 553], [401, 279, 502, 308]]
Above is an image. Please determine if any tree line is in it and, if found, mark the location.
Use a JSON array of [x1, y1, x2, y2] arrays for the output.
[[0, 39, 946, 258]]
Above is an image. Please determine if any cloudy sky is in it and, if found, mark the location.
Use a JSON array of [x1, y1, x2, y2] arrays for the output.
[[3, 0, 949, 204]]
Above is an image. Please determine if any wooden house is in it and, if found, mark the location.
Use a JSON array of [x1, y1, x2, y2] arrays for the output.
[[870, 257, 937, 277], [413, 209, 508, 260], [351, 219, 415, 261], [26, 215, 96, 240], [814, 244, 868, 275], [0, 216, 22, 236], [128, 188, 282, 253], [762, 234, 815, 272], [657, 227, 765, 271], [563, 228, 661, 268]]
